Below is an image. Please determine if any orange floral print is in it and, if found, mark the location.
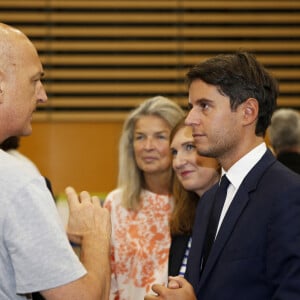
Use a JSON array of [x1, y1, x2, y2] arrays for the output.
[[104, 189, 173, 300]]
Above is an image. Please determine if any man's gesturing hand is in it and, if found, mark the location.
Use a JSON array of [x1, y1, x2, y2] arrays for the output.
[[65, 186, 111, 245]]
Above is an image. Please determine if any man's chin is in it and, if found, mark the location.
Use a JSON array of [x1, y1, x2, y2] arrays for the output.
[[196, 148, 214, 158], [21, 127, 33, 137]]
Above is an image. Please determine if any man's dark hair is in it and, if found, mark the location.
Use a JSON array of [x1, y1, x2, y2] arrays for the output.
[[186, 51, 279, 136], [0, 136, 20, 151]]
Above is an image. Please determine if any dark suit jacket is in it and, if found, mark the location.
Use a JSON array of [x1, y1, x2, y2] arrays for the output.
[[185, 149, 300, 300], [169, 234, 190, 276]]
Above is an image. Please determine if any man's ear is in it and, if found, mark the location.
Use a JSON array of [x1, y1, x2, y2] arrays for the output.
[[242, 97, 259, 126]]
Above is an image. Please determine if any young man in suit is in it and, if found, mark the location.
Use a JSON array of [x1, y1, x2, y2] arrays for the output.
[[145, 52, 300, 300]]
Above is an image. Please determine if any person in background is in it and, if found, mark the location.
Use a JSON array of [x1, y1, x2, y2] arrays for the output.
[[0, 136, 54, 198], [168, 118, 220, 277], [0, 136, 40, 174], [145, 51, 300, 300], [268, 108, 300, 174], [0, 22, 111, 300], [103, 96, 184, 300]]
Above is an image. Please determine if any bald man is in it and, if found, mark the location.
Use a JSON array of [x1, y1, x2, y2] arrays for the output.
[[0, 23, 111, 300]]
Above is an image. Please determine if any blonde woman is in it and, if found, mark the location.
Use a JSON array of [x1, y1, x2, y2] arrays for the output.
[[104, 96, 184, 300]]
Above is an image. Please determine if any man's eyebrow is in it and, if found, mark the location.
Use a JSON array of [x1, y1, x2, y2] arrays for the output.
[[195, 97, 214, 105], [197, 97, 213, 102], [32, 71, 45, 79]]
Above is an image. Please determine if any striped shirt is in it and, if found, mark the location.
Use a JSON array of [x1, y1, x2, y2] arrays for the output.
[[178, 237, 192, 277]]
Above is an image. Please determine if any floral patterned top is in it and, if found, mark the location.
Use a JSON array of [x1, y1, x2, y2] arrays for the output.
[[104, 188, 173, 300]]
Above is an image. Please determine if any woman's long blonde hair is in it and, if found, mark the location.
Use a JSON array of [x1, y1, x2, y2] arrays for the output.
[[118, 96, 185, 210]]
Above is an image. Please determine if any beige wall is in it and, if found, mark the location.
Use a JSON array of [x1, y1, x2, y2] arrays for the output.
[[19, 121, 123, 197]]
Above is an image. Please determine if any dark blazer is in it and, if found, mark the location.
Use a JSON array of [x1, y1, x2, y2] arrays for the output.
[[185, 149, 300, 300], [169, 234, 190, 276]]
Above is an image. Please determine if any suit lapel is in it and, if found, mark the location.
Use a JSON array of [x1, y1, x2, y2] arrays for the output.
[[198, 187, 251, 287], [185, 185, 218, 288], [195, 149, 276, 294]]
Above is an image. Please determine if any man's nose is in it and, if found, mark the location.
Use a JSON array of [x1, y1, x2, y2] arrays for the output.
[[37, 82, 48, 103]]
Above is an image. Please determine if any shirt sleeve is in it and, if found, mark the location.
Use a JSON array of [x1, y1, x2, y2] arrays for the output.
[[4, 176, 86, 294]]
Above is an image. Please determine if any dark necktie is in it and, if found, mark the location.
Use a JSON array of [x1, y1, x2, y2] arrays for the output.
[[201, 175, 230, 271]]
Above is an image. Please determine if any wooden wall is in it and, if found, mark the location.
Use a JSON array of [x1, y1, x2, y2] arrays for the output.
[[19, 118, 124, 196], [0, 0, 299, 195]]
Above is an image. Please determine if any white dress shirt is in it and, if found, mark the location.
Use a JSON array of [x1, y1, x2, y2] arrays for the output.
[[216, 143, 267, 236]]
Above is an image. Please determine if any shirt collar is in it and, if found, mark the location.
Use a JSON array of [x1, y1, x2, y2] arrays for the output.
[[222, 143, 267, 190]]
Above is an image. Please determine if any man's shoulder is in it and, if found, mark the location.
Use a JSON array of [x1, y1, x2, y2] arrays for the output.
[[253, 159, 300, 195]]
